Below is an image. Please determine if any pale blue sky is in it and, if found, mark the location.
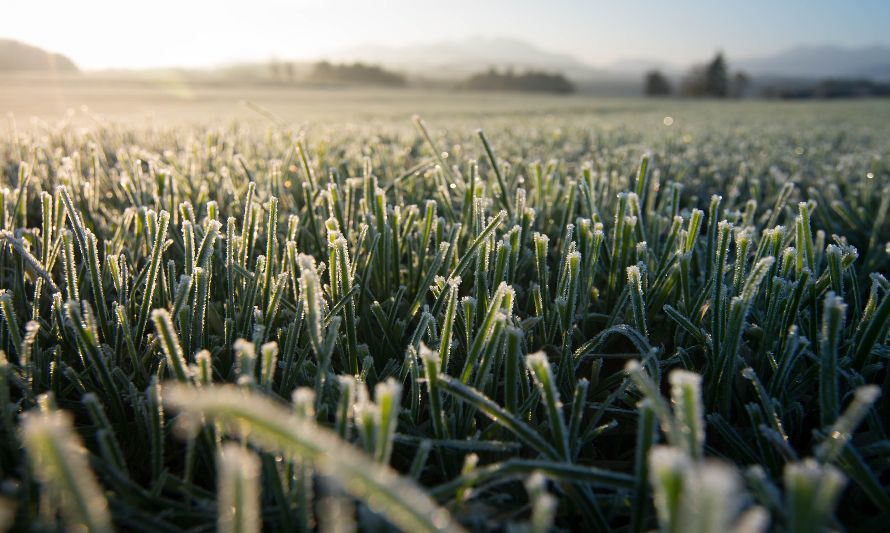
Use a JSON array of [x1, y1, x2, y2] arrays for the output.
[[3, 0, 888, 69]]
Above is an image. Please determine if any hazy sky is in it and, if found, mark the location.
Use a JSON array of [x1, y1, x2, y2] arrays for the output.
[[3, 0, 888, 69]]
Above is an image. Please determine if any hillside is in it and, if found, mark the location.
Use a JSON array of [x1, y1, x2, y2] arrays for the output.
[[0, 39, 78, 73]]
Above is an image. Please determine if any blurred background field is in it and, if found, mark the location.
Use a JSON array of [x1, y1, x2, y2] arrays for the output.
[[4, 72, 890, 133]]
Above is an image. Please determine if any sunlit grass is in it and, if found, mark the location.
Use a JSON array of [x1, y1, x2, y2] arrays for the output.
[[0, 103, 887, 530]]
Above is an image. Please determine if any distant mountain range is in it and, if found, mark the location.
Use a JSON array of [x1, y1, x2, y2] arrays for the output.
[[735, 45, 890, 79], [3, 36, 888, 85], [328, 37, 619, 81], [329, 38, 890, 82]]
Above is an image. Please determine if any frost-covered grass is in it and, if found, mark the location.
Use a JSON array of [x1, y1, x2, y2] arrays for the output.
[[0, 105, 888, 531]]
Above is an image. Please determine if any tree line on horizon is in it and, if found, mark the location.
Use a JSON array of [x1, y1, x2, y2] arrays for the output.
[[307, 60, 407, 87], [462, 67, 575, 93], [643, 52, 890, 99], [273, 60, 575, 93], [644, 52, 749, 98]]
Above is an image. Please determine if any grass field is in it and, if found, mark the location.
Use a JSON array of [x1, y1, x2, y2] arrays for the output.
[[0, 74, 656, 126], [0, 83, 889, 532], [5, 73, 890, 127]]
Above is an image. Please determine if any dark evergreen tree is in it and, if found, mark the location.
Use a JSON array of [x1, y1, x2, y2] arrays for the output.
[[644, 70, 672, 96], [704, 52, 729, 97]]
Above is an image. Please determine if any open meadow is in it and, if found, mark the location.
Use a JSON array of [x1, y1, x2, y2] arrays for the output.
[[0, 74, 662, 127], [0, 78, 889, 532]]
